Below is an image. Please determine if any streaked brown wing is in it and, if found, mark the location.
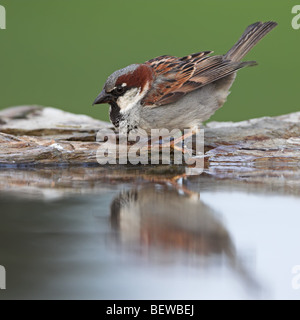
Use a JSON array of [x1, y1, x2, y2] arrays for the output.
[[143, 52, 211, 106], [143, 51, 256, 106]]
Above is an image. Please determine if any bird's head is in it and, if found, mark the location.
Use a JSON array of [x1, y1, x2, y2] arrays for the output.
[[93, 64, 153, 112]]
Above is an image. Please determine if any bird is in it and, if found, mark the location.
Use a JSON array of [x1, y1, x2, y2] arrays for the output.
[[93, 21, 277, 135]]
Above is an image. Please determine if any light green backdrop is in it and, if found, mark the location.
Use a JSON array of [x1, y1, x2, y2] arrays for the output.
[[0, 0, 299, 122]]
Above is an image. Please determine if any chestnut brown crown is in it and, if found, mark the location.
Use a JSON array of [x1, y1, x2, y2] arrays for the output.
[[93, 64, 153, 105]]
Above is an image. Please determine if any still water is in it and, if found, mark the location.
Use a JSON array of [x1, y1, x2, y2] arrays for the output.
[[0, 167, 299, 300]]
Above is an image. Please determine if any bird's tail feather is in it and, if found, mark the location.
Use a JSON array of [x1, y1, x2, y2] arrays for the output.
[[225, 21, 277, 62]]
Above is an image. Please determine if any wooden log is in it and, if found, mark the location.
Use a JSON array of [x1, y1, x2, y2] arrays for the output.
[[0, 105, 300, 196]]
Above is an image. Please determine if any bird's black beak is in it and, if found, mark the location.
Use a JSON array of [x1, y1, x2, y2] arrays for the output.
[[93, 90, 113, 105]]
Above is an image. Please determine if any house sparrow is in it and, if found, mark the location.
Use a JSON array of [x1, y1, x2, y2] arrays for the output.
[[93, 21, 277, 134]]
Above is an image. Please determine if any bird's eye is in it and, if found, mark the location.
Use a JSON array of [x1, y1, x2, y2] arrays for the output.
[[113, 85, 126, 95]]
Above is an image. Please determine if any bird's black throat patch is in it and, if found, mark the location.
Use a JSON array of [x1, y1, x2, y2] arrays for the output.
[[109, 101, 123, 128]]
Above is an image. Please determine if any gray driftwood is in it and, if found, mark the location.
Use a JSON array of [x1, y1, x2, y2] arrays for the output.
[[0, 105, 300, 195]]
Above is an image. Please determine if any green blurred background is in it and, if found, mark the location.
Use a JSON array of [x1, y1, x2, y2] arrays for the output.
[[0, 0, 298, 122]]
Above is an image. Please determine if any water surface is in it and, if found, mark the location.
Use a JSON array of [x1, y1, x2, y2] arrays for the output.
[[0, 167, 299, 299]]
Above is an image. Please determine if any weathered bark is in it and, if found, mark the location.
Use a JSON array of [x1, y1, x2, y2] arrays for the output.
[[0, 106, 111, 165], [0, 105, 300, 195]]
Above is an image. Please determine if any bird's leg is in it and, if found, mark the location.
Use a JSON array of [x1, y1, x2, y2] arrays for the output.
[[139, 135, 160, 152], [171, 130, 194, 147], [139, 133, 176, 152], [139, 128, 198, 156], [160, 129, 196, 155]]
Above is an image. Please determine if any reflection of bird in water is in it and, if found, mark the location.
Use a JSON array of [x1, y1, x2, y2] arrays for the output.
[[111, 185, 230, 256], [110, 184, 260, 292]]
